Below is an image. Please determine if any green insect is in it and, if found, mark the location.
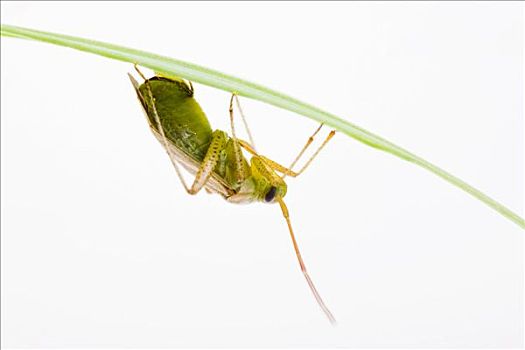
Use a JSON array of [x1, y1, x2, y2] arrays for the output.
[[128, 65, 336, 324]]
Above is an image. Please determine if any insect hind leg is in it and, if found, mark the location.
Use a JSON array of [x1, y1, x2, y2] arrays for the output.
[[133, 64, 193, 194]]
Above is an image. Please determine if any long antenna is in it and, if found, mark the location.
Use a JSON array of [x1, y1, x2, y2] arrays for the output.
[[277, 198, 336, 325]]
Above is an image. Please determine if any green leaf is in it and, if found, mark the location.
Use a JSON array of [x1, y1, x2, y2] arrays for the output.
[[1, 24, 523, 229]]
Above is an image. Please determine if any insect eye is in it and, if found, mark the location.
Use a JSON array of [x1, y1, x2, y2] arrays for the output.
[[264, 186, 277, 203]]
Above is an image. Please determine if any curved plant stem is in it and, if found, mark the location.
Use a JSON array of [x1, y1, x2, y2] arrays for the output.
[[1, 24, 523, 229]]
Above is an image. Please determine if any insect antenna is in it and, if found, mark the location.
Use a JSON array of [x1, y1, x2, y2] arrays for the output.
[[277, 198, 336, 325]]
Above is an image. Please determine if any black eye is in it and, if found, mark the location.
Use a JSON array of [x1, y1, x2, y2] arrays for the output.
[[264, 186, 277, 202]]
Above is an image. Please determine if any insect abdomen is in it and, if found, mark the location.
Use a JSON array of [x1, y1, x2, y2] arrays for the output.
[[140, 77, 213, 162]]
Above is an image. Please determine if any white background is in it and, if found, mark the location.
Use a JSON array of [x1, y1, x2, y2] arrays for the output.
[[1, 2, 523, 348]]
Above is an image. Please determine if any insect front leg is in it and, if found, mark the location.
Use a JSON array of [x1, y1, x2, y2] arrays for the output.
[[235, 124, 335, 179], [281, 124, 333, 179], [268, 123, 335, 178], [284, 127, 336, 178], [237, 139, 298, 177]]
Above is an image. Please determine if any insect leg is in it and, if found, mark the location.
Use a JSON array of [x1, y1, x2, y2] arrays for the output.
[[187, 130, 227, 194], [229, 94, 249, 184], [282, 123, 325, 179], [236, 126, 334, 179], [277, 198, 336, 325], [237, 140, 298, 177], [233, 95, 256, 150], [133, 64, 193, 193], [285, 129, 336, 178], [133, 64, 148, 82]]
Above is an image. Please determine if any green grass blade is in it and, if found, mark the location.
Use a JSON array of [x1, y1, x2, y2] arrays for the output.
[[1, 23, 523, 229]]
